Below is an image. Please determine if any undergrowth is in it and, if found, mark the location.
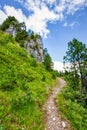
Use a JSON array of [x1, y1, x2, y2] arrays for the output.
[[57, 85, 87, 130], [0, 31, 57, 130]]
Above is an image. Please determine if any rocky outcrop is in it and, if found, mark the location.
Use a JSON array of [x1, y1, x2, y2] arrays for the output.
[[24, 38, 44, 62], [5, 25, 17, 37], [5, 24, 44, 62]]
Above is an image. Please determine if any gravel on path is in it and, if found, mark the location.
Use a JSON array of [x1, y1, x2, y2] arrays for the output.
[[44, 78, 72, 130]]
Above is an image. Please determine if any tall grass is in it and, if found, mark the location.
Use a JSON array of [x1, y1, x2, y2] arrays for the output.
[[0, 31, 56, 129], [56, 85, 87, 130]]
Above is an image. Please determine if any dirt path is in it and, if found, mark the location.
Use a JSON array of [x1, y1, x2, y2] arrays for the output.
[[44, 78, 72, 130]]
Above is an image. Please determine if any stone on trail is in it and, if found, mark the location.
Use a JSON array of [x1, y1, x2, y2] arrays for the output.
[[62, 121, 66, 128]]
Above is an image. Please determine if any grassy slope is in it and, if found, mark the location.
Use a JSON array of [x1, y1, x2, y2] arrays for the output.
[[0, 31, 56, 130], [56, 82, 87, 130]]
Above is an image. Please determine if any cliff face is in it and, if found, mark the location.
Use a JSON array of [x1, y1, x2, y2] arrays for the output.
[[5, 25, 44, 62], [5, 25, 17, 37], [24, 38, 44, 62]]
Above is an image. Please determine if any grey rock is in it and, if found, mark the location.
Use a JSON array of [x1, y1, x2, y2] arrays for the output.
[[24, 37, 44, 62], [5, 25, 17, 37], [5, 24, 44, 62], [62, 121, 66, 128]]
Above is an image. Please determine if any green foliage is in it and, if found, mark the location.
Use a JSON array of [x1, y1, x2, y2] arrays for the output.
[[0, 126, 5, 130], [29, 31, 41, 42], [0, 31, 56, 129], [57, 85, 87, 130], [51, 70, 59, 79], [34, 43, 39, 50], [19, 22, 26, 31], [0, 16, 18, 31], [42, 75, 46, 81], [60, 38, 87, 129], [64, 71, 80, 90], [30, 58, 38, 67], [0, 16, 29, 47], [0, 31, 15, 46], [30, 31, 35, 39], [63, 38, 87, 94], [63, 38, 87, 64], [15, 30, 28, 46], [11, 89, 34, 111], [43, 53, 53, 71]]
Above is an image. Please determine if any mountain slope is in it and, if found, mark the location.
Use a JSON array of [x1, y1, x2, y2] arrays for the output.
[[0, 31, 56, 130]]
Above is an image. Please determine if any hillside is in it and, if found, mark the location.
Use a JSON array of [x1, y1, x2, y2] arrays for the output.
[[0, 16, 44, 62], [0, 31, 57, 130]]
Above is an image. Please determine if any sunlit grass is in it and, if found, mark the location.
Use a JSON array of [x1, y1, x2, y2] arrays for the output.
[[56, 86, 87, 130], [0, 31, 57, 129]]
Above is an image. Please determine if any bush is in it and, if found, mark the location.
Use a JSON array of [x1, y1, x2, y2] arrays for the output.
[[0, 28, 56, 129], [57, 86, 87, 130], [0, 31, 15, 46], [43, 54, 53, 71], [11, 90, 34, 111]]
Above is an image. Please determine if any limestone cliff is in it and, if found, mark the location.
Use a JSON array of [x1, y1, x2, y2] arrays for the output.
[[24, 37, 44, 62], [5, 25, 17, 37], [5, 25, 44, 62]]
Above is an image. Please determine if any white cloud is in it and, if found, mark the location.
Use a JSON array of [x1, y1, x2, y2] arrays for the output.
[[19, 0, 64, 37], [56, 0, 87, 15], [17, 0, 87, 37], [63, 62, 72, 72], [0, 0, 87, 37], [69, 22, 77, 28], [14, 0, 64, 37], [0, 10, 7, 25], [53, 61, 73, 72], [53, 61, 64, 72], [63, 22, 68, 27], [26, 5, 63, 37], [4, 5, 27, 23], [0, 4, 63, 38], [63, 21, 78, 28], [43, 0, 56, 6]]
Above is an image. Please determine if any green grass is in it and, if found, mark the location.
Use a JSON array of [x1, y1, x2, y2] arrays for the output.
[[56, 85, 87, 130], [0, 31, 56, 130]]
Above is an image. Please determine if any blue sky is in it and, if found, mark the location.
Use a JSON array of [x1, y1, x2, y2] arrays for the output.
[[0, 0, 87, 71]]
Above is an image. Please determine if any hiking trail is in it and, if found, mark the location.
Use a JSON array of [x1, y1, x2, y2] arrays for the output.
[[44, 78, 72, 130]]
